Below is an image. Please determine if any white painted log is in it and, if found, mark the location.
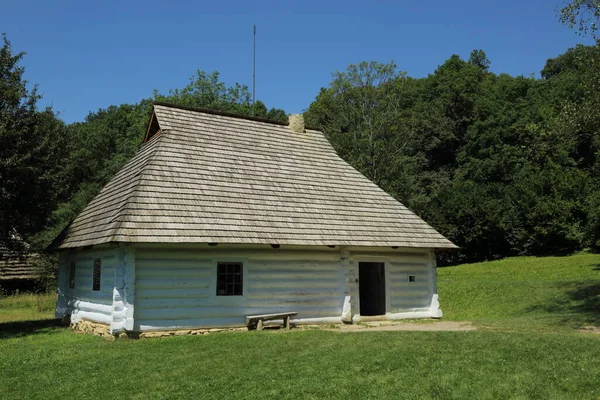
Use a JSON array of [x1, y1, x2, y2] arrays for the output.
[[135, 289, 212, 299], [136, 259, 213, 269], [341, 295, 352, 322], [249, 261, 341, 271], [350, 254, 429, 263], [429, 294, 443, 318], [137, 249, 340, 262], [137, 316, 344, 331], [137, 317, 245, 331], [246, 288, 342, 298], [135, 278, 211, 290], [136, 267, 212, 279], [247, 272, 342, 280], [247, 281, 341, 290], [293, 316, 342, 324], [387, 310, 437, 320], [68, 300, 113, 315], [71, 310, 112, 325], [135, 306, 342, 321]]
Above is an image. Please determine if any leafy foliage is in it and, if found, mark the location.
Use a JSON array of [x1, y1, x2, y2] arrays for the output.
[[305, 62, 412, 188], [154, 70, 287, 122], [307, 46, 600, 264], [558, 0, 600, 37], [0, 34, 67, 252]]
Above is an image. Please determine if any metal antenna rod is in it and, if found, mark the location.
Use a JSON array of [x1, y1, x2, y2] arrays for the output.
[[252, 24, 256, 116]]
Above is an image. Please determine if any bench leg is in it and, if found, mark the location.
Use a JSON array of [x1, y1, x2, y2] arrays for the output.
[[257, 319, 263, 331], [284, 316, 290, 330]]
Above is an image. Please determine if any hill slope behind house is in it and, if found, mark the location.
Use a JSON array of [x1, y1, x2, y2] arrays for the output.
[[438, 252, 600, 331]]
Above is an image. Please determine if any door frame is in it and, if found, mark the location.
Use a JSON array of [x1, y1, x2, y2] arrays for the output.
[[354, 258, 391, 317]]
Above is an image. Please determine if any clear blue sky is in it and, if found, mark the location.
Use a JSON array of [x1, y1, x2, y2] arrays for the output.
[[1, 0, 595, 123]]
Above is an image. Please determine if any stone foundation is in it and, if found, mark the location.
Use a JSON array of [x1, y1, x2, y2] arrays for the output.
[[139, 327, 248, 338], [70, 319, 250, 338], [72, 320, 112, 337]]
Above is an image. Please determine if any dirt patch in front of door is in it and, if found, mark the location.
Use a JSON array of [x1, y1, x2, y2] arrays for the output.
[[336, 320, 476, 332]]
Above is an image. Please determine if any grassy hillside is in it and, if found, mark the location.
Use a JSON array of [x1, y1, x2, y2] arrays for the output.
[[0, 253, 599, 399], [438, 252, 600, 331]]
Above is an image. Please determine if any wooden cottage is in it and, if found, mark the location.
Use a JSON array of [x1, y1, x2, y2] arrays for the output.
[[51, 103, 456, 334], [0, 242, 39, 293]]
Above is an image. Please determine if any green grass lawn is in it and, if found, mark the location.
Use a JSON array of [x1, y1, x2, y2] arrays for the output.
[[0, 292, 55, 323], [438, 252, 600, 332], [1, 329, 599, 399], [0, 253, 599, 399]]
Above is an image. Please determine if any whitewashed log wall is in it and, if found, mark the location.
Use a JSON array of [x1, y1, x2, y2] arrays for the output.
[[56, 247, 116, 325], [387, 252, 434, 311], [110, 245, 136, 332], [134, 248, 345, 331], [56, 245, 442, 332], [347, 250, 440, 321]]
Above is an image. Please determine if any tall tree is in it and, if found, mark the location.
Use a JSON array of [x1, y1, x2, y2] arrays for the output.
[[305, 61, 411, 189], [468, 49, 491, 71], [0, 34, 66, 252]]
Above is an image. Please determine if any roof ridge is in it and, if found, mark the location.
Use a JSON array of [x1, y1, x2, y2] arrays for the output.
[[152, 102, 321, 131]]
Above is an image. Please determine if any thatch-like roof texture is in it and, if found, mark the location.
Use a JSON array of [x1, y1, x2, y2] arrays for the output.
[[0, 244, 38, 280], [52, 103, 456, 250]]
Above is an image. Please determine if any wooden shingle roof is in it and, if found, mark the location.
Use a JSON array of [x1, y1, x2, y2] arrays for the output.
[[0, 244, 38, 280], [52, 103, 456, 250], [0, 256, 38, 280]]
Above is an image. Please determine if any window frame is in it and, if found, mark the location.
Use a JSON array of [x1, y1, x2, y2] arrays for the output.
[[216, 262, 244, 297], [92, 258, 101, 291]]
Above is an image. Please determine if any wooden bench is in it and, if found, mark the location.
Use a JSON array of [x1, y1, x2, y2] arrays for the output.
[[245, 312, 298, 331]]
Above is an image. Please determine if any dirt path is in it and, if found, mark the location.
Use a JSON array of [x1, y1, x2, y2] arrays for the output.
[[580, 326, 600, 335], [336, 320, 476, 332]]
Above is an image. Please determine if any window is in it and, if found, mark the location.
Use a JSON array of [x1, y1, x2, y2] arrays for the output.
[[93, 259, 101, 291], [217, 262, 243, 296], [408, 275, 416, 283], [69, 261, 76, 289]]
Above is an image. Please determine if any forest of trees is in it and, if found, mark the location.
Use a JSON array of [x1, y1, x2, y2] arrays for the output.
[[1, 4, 599, 276], [305, 46, 600, 264]]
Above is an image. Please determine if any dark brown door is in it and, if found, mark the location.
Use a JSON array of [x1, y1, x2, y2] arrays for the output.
[[359, 262, 386, 316]]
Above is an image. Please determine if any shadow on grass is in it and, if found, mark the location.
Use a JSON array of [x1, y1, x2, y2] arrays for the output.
[[525, 281, 600, 327], [0, 319, 65, 339], [569, 282, 600, 317]]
